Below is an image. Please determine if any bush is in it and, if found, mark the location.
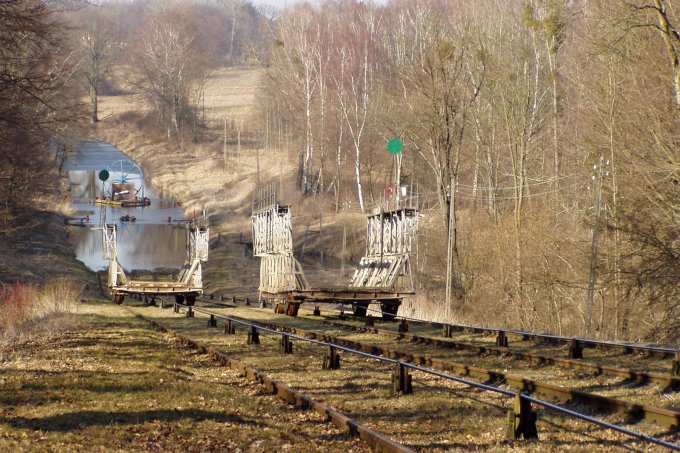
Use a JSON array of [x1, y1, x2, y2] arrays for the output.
[[0, 279, 83, 347]]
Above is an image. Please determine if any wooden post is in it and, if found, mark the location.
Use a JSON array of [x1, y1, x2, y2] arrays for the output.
[[281, 334, 293, 354], [247, 325, 260, 344], [224, 319, 235, 335], [223, 116, 227, 166], [398, 319, 408, 333], [236, 127, 241, 163], [390, 363, 413, 395], [207, 315, 217, 328], [323, 345, 340, 370], [497, 330, 509, 348], [569, 339, 583, 359], [507, 394, 538, 440], [319, 214, 324, 266], [672, 352, 680, 377]]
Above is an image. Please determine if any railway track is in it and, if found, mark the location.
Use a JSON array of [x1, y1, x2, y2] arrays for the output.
[[299, 313, 680, 390], [190, 301, 680, 427], [200, 292, 679, 360], [131, 309, 413, 453], [94, 276, 412, 451], [128, 297, 680, 449], [199, 295, 680, 387], [97, 274, 680, 449]]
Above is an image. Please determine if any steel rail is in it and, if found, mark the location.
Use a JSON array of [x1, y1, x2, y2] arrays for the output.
[[171, 302, 680, 450], [308, 318, 680, 389], [130, 307, 413, 453], [360, 304, 679, 358], [181, 303, 680, 429]]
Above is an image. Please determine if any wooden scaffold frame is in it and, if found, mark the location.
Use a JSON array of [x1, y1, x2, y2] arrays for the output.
[[101, 212, 210, 305], [252, 181, 309, 310], [252, 180, 420, 319]]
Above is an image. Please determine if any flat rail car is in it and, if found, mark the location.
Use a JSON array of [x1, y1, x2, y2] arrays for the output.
[[252, 180, 419, 318], [265, 287, 413, 318]]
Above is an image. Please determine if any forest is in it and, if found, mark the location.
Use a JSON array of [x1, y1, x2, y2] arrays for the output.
[[1, 0, 678, 343]]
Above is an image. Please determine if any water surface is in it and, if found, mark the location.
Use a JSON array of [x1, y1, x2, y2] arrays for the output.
[[64, 139, 187, 271]]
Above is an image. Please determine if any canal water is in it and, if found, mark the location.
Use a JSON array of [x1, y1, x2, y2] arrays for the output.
[[64, 139, 187, 271]]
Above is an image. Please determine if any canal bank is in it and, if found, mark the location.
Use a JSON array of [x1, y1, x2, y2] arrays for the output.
[[0, 147, 93, 286]]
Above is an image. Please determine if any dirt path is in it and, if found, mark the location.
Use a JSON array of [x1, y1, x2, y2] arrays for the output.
[[0, 299, 367, 452]]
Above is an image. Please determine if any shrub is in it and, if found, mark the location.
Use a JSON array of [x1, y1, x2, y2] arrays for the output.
[[0, 279, 83, 348]]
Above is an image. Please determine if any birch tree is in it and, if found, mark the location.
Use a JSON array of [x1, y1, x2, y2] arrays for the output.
[[332, 4, 381, 212], [271, 6, 318, 194]]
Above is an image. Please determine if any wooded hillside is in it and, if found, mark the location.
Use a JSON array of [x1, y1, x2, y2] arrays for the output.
[[3, 0, 677, 343]]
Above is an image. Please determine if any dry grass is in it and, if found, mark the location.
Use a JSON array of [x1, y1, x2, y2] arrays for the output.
[[0, 299, 368, 452], [0, 279, 83, 349], [131, 303, 678, 451], [93, 67, 296, 230]]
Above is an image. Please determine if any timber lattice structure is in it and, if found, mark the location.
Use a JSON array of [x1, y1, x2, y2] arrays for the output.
[[102, 212, 209, 305], [252, 181, 419, 318]]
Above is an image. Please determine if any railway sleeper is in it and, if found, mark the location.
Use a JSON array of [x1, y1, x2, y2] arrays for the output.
[[236, 315, 680, 428]]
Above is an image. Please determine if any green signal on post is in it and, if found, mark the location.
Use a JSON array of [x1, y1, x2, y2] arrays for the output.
[[98, 169, 109, 181], [387, 138, 403, 155]]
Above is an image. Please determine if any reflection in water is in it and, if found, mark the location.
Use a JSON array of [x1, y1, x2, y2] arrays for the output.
[[65, 139, 187, 271], [69, 224, 186, 271]]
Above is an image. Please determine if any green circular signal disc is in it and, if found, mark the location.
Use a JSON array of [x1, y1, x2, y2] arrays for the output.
[[387, 138, 403, 155], [98, 169, 110, 181]]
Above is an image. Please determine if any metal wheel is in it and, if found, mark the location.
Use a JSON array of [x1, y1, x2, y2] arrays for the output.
[[106, 159, 144, 196]]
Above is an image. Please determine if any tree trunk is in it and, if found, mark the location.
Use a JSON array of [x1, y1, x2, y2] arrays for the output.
[[655, 0, 680, 108], [91, 85, 99, 123]]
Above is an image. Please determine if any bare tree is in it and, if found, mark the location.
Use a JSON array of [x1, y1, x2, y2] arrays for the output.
[[0, 0, 81, 236], [396, 2, 484, 305], [78, 13, 119, 122], [131, 9, 209, 141], [270, 5, 318, 194]]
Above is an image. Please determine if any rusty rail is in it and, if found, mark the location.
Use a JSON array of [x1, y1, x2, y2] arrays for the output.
[[312, 318, 680, 389], [129, 308, 414, 453], [198, 308, 680, 429]]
